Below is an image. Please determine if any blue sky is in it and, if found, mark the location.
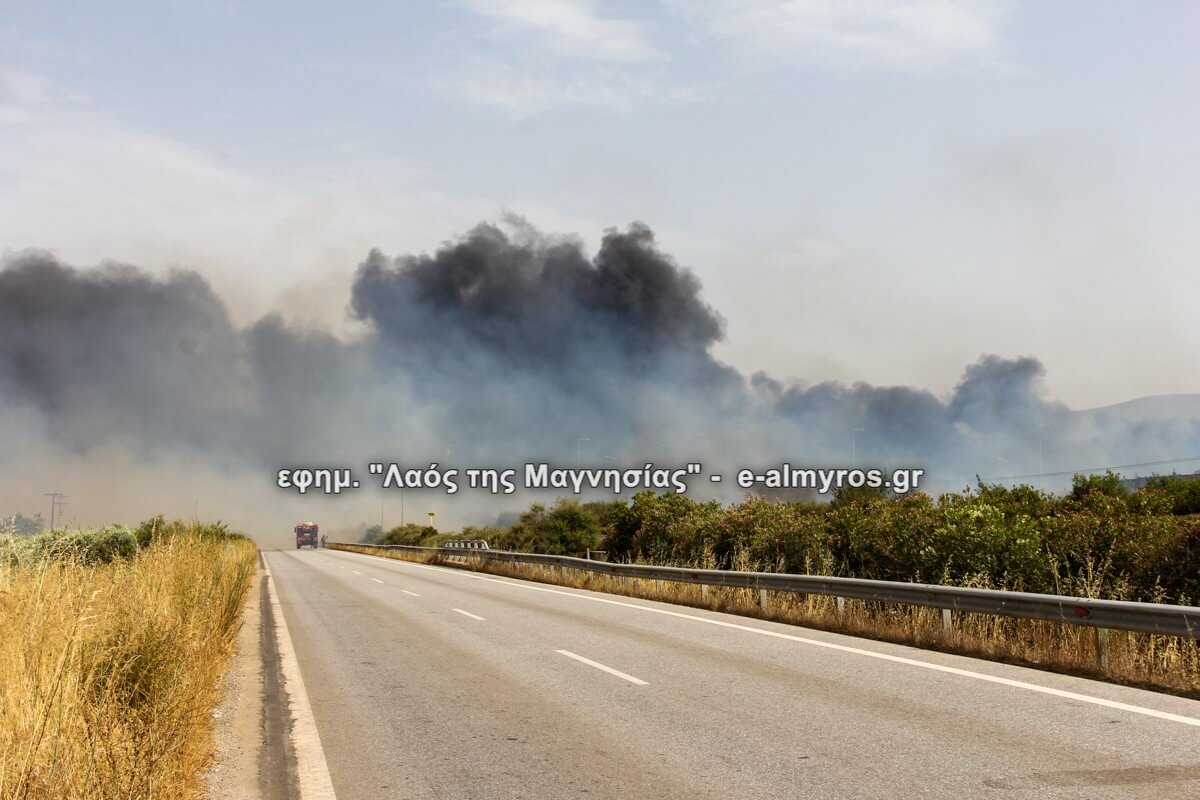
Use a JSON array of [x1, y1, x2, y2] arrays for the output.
[[2, 1, 1198, 408]]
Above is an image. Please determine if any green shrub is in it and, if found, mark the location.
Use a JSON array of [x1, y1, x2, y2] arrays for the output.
[[2, 526, 139, 566], [133, 515, 243, 548], [1070, 470, 1130, 502], [412, 472, 1200, 604], [1143, 474, 1200, 515], [496, 500, 604, 556]]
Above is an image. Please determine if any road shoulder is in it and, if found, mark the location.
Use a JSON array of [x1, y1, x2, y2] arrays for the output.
[[205, 558, 267, 800]]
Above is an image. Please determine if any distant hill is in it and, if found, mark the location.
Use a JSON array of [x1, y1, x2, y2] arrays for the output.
[[1074, 394, 1200, 424], [1070, 394, 1200, 486], [1120, 472, 1200, 491]]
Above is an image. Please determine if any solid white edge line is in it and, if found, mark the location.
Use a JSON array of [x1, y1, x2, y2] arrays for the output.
[[556, 649, 648, 685], [371, 577, 384, 584], [401, 589, 421, 597], [264, 559, 338, 799], [452, 608, 485, 621], [338, 550, 1200, 729]]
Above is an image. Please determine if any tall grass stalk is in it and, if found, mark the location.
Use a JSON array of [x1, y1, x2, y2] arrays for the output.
[[0, 529, 257, 799]]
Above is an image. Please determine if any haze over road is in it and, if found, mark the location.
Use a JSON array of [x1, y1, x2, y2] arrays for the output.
[[265, 549, 1200, 800]]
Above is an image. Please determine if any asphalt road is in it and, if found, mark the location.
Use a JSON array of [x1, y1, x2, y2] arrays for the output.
[[265, 548, 1200, 800]]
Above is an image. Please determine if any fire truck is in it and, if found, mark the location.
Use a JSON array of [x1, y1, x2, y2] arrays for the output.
[[294, 522, 319, 549]]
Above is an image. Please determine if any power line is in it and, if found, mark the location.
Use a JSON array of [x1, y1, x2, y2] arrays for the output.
[[920, 454, 1200, 487], [989, 454, 1200, 482]]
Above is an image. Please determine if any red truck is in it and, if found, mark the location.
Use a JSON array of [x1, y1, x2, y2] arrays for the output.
[[295, 522, 319, 549]]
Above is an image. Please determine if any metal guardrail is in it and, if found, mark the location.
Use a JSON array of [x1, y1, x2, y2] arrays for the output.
[[335, 542, 1200, 639], [442, 539, 491, 550]]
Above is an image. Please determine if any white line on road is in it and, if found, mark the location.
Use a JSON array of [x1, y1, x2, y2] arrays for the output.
[[342, 552, 1200, 729], [371, 577, 384, 584], [264, 560, 339, 800], [352, 570, 362, 575], [556, 649, 647, 685], [452, 608, 485, 621], [401, 589, 421, 597]]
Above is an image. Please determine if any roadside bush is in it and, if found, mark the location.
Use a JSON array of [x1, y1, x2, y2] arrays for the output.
[[379, 523, 438, 546], [1070, 470, 1131, 502], [1, 526, 139, 567], [134, 515, 243, 548], [1143, 474, 1200, 515], [422, 472, 1200, 604], [827, 492, 939, 582], [496, 501, 604, 555], [719, 495, 829, 573], [608, 492, 710, 563]]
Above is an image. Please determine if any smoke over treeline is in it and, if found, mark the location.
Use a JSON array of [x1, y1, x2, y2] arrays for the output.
[[2, 217, 1197, 541]]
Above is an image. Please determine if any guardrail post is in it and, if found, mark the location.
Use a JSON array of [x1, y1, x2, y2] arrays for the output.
[[942, 608, 953, 631], [1095, 627, 1110, 669], [759, 589, 769, 611], [655, 579, 663, 594], [700, 584, 709, 602], [835, 596, 845, 616]]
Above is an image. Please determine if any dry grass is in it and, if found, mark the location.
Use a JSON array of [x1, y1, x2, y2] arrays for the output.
[[336, 543, 1200, 697], [0, 532, 258, 800]]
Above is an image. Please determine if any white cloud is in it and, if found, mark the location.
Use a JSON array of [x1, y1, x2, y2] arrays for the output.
[[0, 66, 54, 105], [461, 0, 667, 63], [0, 69, 495, 333], [667, 0, 1014, 70], [442, 1, 674, 115], [438, 55, 664, 115]]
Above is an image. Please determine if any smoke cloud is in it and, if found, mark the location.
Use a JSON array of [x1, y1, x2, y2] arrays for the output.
[[3, 217, 1198, 544]]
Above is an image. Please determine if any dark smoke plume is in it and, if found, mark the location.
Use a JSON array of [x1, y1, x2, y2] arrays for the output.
[[2, 218, 1198, 539], [354, 219, 724, 365]]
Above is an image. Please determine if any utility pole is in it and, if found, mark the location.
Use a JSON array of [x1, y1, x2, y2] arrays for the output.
[[44, 493, 67, 531]]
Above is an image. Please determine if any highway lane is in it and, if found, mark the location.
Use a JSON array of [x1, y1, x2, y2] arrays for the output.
[[265, 548, 1200, 800]]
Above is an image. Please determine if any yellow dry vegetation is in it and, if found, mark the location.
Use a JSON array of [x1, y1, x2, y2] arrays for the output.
[[0, 529, 257, 800]]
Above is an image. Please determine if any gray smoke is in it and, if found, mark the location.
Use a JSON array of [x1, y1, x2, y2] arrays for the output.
[[2, 218, 1197, 540], [0, 251, 249, 455], [353, 219, 726, 368]]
